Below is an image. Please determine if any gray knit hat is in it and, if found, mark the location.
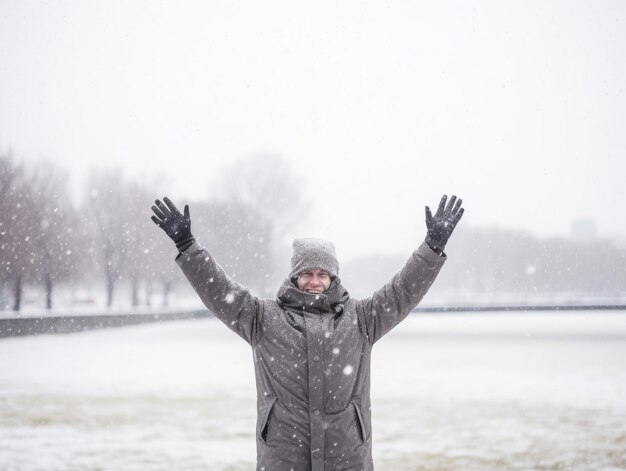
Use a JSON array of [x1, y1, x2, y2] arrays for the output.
[[289, 238, 339, 279]]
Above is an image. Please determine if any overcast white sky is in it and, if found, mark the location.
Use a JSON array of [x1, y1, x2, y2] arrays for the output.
[[1, 0, 625, 259]]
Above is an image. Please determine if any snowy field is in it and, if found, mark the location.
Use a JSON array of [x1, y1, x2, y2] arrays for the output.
[[1, 312, 625, 471]]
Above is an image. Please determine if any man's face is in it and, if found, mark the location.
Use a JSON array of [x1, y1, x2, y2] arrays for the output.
[[297, 270, 331, 294]]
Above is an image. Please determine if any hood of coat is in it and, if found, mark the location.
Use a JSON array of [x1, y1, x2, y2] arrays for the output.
[[276, 277, 350, 315]]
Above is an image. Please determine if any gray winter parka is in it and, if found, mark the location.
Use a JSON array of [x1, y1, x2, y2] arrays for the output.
[[176, 240, 445, 471]]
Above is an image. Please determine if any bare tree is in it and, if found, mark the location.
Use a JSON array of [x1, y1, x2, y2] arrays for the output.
[[26, 162, 76, 309], [0, 153, 34, 311], [213, 154, 310, 240], [124, 181, 181, 308], [87, 169, 130, 308], [0, 154, 17, 308], [122, 181, 152, 307], [206, 154, 311, 294]]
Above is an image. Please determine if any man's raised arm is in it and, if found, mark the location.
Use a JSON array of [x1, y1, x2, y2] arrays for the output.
[[151, 197, 261, 345], [357, 194, 464, 344]]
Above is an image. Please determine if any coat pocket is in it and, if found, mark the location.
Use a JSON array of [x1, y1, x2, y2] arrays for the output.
[[350, 396, 368, 444], [257, 395, 278, 444]]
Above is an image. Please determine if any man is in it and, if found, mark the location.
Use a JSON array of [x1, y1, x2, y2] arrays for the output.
[[151, 194, 464, 471]]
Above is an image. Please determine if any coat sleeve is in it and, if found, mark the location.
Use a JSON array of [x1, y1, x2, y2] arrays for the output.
[[356, 241, 445, 344], [175, 240, 262, 345]]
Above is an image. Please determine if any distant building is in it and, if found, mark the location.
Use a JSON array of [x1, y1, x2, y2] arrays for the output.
[[571, 219, 596, 241]]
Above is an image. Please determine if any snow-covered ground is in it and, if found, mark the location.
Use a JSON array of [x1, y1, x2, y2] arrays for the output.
[[1, 312, 625, 470]]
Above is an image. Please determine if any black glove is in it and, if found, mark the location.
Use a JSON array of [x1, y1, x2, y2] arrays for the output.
[[151, 197, 194, 249], [425, 194, 464, 254]]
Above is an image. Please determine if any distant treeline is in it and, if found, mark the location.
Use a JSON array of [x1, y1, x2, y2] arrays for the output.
[[341, 227, 626, 304], [2, 152, 625, 311], [0, 152, 306, 311], [433, 226, 626, 304]]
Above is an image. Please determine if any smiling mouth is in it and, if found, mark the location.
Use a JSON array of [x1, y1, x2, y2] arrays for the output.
[[306, 289, 323, 294]]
